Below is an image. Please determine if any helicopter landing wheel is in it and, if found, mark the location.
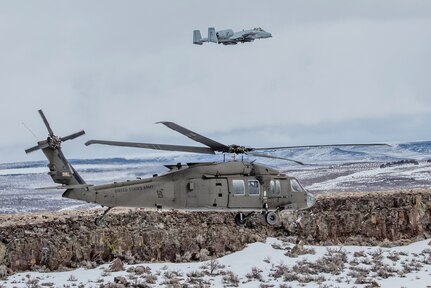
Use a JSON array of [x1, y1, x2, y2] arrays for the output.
[[94, 207, 113, 226], [234, 212, 246, 225], [265, 211, 279, 226], [94, 217, 103, 226]]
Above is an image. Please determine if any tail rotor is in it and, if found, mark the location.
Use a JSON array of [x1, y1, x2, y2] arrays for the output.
[[25, 109, 85, 154]]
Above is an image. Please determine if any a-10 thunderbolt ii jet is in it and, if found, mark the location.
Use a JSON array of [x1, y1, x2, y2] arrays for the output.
[[193, 27, 272, 45]]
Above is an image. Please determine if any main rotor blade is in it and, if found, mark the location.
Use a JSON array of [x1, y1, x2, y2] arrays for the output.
[[247, 152, 305, 165], [85, 140, 216, 154], [253, 143, 391, 151], [157, 121, 229, 152], [61, 130, 85, 142], [38, 109, 54, 136]]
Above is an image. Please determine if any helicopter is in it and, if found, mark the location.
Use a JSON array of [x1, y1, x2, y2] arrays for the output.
[[26, 110, 388, 226]]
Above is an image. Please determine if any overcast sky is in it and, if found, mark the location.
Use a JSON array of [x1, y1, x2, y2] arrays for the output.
[[1, 0, 430, 163]]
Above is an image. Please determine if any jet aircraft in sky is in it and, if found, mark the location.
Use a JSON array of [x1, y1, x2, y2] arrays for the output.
[[193, 27, 272, 45]]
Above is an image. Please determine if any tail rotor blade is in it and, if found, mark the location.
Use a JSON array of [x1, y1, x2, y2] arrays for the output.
[[38, 109, 54, 136], [25, 145, 41, 154], [247, 152, 305, 165], [25, 140, 49, 154], [61, 130, 85, 142]]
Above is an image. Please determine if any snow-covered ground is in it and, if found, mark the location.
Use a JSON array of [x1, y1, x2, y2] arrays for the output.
[[2, 237, 431, 287], [290, 161, 431, 192]]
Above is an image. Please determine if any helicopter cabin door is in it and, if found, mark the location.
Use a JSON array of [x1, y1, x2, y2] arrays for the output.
[[227, 177, 262, 209], [187, 176, 229, 209], [202, 178, 228, 209]]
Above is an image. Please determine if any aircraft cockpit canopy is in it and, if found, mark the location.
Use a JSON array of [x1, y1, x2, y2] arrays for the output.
[[254, 27, 264, 31], [290, 179, 305, 193]]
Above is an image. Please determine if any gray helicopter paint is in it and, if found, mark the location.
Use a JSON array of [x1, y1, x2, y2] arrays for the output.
[[68, 161, 313, 211], [26, 110, 387, 224]]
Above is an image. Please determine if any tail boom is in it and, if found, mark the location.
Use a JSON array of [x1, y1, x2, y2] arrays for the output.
[[26, 110, 92, 204]]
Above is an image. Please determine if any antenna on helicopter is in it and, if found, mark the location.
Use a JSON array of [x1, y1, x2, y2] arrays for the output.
[[21, 122, 39, 141]]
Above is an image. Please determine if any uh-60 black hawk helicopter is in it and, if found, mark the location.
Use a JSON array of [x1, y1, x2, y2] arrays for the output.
[[26, 110, 388, 226]]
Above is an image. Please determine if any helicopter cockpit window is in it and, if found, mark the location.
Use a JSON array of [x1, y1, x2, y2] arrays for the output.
[[290, 179, 304, 193], [248, 180, 260, 195], [269, 180, 281, 195], [232, 180, 245, 195]]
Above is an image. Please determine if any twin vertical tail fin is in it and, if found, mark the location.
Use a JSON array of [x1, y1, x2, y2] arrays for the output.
[[208, 27, 217, 43], [25, 110, 86, 186], [193, 27, 218, 45], [193, 30, 203, 45]]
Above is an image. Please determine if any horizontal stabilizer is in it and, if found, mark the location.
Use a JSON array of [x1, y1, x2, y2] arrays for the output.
[[36, 184, 94, 190]]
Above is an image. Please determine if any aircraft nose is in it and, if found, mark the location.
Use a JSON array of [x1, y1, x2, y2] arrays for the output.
[[306, 192, 315, 208]]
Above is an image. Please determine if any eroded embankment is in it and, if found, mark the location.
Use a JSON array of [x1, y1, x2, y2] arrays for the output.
[[284, 189, 431, 244], [0, 189, 430, 276]]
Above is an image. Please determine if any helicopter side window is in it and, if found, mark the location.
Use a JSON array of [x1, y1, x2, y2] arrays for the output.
[[291, 179, 304, 193], [269, 180, 281, 195], [232, 180, 245, 195], [248, 180, 260, 196]]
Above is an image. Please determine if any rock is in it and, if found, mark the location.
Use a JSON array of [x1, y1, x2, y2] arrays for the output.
[[133, 265, 150, 275], [109, 258, 124, 272], [199, 248, 210, 261], [280, 190, 431, 245], [0, 242, 6, 266], [0, 264, 7, 279], [84, 261, 96, 269], [114, 276, 128, 285], [287, 242, 304, 257]]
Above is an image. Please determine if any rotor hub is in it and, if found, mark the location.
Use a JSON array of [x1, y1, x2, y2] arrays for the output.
[[47, 135, 62, 149], [228, 145, 252, 154]]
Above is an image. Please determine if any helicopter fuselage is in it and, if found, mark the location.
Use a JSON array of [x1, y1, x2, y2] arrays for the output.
[[64, 161, 315, 212]]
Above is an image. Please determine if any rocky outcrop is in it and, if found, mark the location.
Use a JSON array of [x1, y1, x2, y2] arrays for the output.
[[282, 189, 431, 245], [0, 209, 272, 275], [0, 189, 430, 275]]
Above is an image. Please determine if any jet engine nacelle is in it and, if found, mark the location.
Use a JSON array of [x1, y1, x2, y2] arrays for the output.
[[216, 29, 234, 39]]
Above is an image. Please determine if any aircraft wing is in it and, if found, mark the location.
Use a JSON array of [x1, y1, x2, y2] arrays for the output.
[[230, 31, 256, 41]]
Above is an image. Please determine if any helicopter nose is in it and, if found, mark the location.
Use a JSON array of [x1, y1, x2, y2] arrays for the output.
[[307, 192, 315, 208]]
